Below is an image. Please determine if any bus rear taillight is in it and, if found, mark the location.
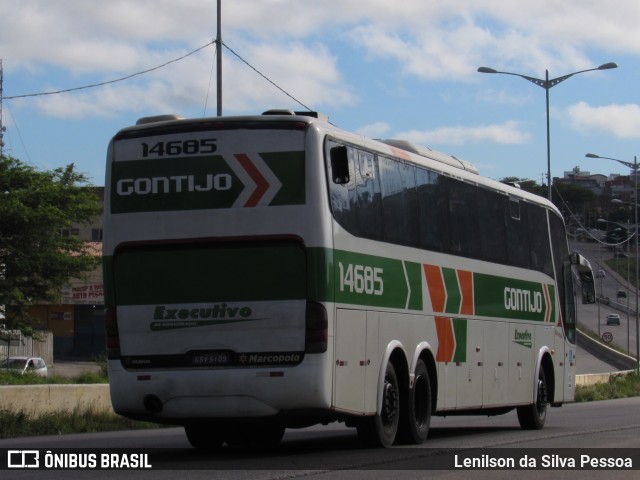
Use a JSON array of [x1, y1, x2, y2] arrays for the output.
[[105, 308, 121, 360], [305, 301, 328, 354]]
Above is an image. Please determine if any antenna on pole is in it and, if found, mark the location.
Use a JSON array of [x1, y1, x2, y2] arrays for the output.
[[216, 0, 222, 116]]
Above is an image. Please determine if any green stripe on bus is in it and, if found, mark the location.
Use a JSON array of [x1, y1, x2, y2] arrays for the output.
[[110, 151, 305, 214], [473, 273, 555, 322], [333, 250, 422, 311], [404, 261, 424, 310], [452, 318, 467, 363], [442, 267, 461, 314], [110, 156, 242, 213], [261, 151, 306, 206]]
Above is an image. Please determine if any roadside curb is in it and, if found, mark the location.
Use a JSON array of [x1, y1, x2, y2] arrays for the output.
[[577, 329, 637, 371]]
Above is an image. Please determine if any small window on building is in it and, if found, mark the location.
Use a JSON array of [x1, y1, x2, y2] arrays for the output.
[[61, 228, 80, 237]]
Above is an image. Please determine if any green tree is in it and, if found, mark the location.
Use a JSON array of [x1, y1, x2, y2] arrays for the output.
[[552, 182, 596, 205], [0, 155, 102, 331], [500, 177, 546, 197]]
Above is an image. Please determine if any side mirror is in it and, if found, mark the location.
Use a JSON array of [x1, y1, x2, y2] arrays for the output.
[[571, 251, 591, 270], [330, 146, 350, 185], [572, 251, 596, 304]]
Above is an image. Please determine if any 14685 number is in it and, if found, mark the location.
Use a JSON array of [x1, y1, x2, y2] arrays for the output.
[[141, 139, 217, 157], [338, 262, 384, 296]]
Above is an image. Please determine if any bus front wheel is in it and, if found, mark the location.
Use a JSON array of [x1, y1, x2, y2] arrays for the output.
[[517, 367, 548, 430], [357, 361, 400, 447]]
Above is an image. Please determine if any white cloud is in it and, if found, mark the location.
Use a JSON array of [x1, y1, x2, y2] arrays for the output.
[[1, 1, 636, 121], [395, 121, 530, 145], [342, 1, 636, 82], [355, 122, 391, 139], [476, 88, 532, 107], [566, 102, 640, 139], [15, 38, 355, 119], [6, 1, 637, 79], [348, 18, 496, 80]]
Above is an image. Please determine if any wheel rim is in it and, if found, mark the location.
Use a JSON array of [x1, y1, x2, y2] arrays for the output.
[[536, 374, 548, 417], [382, 376, 399, 428]]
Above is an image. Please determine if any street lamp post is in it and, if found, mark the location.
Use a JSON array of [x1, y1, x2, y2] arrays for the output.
[[586, 153, 640, 374], [478, 63, 618, 201], [595, 217, 607, 337]]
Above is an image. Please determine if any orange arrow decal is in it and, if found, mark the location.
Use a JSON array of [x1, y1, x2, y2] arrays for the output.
[[424, 264, 446, 313], [435, 316, 455, 362], [234, 153, 269, 207], [457, 269, 474, 315]]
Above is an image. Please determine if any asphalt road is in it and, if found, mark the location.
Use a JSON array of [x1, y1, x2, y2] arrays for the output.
[[1, 397, 639, 479], [573, 240, 638, 349]]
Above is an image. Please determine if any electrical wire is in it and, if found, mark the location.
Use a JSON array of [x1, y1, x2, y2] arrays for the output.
[[554, 183, 636, 247], [222, 41, 312, 112], [203, 43, 217, 117], [2, 40, 215, 100], [4, 104, 32, 163], [1, 38, 315, 117]]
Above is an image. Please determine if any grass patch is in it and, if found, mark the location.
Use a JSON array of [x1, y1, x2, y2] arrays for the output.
[[0, 370, 108, 385], [604, 256, 638, 289], [575, 371, 640, 402], [0, 359, 165, 439], [579, 324, 631, 356], [0, 407, 163, 439]]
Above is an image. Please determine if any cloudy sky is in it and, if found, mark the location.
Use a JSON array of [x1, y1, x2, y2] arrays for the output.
[[1, 0, 639, 186]]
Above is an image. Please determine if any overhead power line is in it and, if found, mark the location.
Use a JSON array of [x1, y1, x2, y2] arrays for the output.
[[2, 40, 215, 100], [1, 39, 313, 114], [222, 41, 312, 112]]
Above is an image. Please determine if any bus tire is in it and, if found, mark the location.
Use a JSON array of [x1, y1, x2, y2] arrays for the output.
[[399, 359, 432, 444], [184, 423, 225, 449], [357, 361, 400, 447], [517, 367, 548, 430]]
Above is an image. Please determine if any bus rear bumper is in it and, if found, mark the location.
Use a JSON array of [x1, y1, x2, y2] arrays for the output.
[[142, 393, 279, 418], [107, 359, 332, 423]]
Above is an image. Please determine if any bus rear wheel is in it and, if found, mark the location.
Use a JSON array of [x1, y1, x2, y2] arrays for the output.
[[399, 359, 432, 444], [357, 361, 400, 447], [517, 367, 548, 430]]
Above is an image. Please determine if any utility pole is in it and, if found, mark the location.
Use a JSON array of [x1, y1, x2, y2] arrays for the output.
[[216, 0, 222, 116], [0, 59, 5, 155]]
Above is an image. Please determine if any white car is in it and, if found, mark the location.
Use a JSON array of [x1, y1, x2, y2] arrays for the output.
[[606, 314, 621, 326], [0, 356, 48, 377]]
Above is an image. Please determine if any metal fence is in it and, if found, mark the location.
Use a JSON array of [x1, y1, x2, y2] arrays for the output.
[[0, 330, 54, 365]]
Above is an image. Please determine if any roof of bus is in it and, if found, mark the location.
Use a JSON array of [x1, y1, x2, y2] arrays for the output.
[[117, 111, 560, 217]]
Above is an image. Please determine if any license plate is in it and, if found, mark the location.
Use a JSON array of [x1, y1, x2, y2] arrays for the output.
[[191, 352, 231, 366]]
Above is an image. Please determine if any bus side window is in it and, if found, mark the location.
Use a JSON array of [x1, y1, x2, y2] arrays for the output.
[[580, 271, 596, 304], [330, 146, 350, 184]]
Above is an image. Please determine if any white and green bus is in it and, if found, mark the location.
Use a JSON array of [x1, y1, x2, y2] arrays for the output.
[[103, 110, 593, 448]]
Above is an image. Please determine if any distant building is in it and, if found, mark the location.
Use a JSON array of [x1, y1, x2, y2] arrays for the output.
[[555, 166, 606, 196], [25, 187, 105, 359], [556, 165, 640, 203]]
